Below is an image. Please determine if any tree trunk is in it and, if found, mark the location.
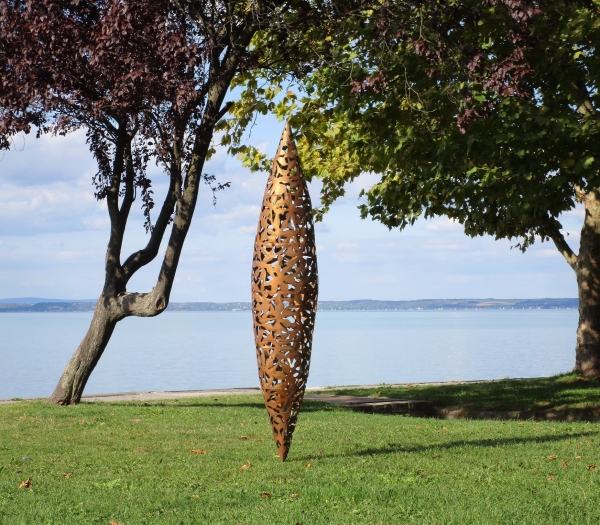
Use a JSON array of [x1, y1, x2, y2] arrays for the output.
[[574, 189, 600, 376], [48, 297, 120, 405], [46, 14, 259, 406]]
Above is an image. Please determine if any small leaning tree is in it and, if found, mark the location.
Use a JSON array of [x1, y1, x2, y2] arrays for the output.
[[229, 0, 600, 375], [0, 0, 337, 404]]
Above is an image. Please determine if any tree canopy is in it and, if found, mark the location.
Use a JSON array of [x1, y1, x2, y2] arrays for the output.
[[230, 0, 598, 245], [226, 0, 600, 374]]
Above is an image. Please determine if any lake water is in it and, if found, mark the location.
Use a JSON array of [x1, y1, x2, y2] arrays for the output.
[[0, 310, 579, 399]]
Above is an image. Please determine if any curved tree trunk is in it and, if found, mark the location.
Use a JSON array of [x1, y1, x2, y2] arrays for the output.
[[46, 11, 261, 405], [550, 188, 600, 377], [49, 297, 120, 405], [574, 190, 600, 376]]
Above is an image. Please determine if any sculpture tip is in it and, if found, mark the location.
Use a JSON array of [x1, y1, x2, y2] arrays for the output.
[[280, 122, 294, 145], [278, 444, 289, 462], [275, 122, 297, 165]]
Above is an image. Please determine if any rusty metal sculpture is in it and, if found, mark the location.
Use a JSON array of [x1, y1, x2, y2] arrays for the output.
[[251, 123, 318, 462]]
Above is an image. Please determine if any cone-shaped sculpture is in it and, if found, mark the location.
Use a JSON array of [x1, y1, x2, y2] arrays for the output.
[[251, 123, 318, 462]]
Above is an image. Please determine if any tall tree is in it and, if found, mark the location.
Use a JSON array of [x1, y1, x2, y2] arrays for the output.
[[229, 0, 600, 375], [0, 0, 337, 404]]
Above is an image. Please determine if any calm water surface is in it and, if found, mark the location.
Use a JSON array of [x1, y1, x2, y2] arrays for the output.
[[0, 310, 578, 399]]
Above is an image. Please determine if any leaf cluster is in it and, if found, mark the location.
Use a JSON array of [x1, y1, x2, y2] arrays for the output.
[[217, 0, 372, 178], [229, 0, 600, 250], [1, 0, 218, 226]]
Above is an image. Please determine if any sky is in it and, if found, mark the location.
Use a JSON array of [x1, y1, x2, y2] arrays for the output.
[[0, 113, 583, 302]]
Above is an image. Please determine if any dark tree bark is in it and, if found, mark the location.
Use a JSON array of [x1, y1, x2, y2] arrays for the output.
[[49, 295, 120, 404], [574, 190, 600, 376], [550, 188, 600, 377]]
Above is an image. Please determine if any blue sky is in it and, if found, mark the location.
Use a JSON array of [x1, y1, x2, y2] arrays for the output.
[[0, 114, 582, 302]]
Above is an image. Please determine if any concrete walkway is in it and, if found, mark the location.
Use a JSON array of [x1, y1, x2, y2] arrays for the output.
[[0, 387, 260, 405], [82, 387, 262, 403], [0, 377, 536, 405]]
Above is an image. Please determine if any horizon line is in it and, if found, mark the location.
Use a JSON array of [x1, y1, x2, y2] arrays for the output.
[[0, 297, 579, 304]]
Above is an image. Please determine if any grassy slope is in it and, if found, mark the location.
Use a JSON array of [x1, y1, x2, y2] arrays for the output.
[[1, 390, 600, 524], [322, 373, 600, 413]]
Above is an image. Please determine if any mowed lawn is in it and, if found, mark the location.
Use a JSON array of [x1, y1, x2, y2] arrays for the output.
[[324, 373, 600, 414], [1, 382, 600, 524]]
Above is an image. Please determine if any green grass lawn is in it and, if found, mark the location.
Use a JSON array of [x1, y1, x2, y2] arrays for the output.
[[2, 381, 600, 524], [324, 373, 600, 414]]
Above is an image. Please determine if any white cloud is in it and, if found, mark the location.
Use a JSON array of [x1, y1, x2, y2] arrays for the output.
[[561, 231, 580, 241], [0, 174, 106, 236], [333, 253, 362, 263], [199, 204, 261, 235], [55, 250, 100, 262], [315, 222, 332, 233], [82, 216, 111, 230], [421, 242, 464, 251], [0, 129, 95, 186], [563, 206, 585, 219], [423, 218, 462, 232], [0, 119, 583, 302]]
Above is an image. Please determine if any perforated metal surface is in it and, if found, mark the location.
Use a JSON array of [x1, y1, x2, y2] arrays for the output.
[[251, 123, 318, 462]]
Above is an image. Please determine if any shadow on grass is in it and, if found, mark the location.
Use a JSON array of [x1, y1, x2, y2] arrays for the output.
[[284, 431, 600, 462], [322, 374, 600, 412]]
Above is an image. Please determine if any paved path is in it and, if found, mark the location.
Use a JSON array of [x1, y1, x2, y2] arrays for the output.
[[82, 387, 262, 403], [1, 386, 433, 416], [0, 377, 540, 405]]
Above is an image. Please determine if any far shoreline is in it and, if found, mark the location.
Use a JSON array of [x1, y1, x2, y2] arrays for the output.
[[0, 298, 579, 313]]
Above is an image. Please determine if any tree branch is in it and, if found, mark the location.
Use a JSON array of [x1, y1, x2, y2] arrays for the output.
[[548, 226, 578, 271], [103, 124, 130, 280], [106, 123, 128, 224], [216, 100, 234, 122], [119, 9, 261, 317], [121, 165, 181, 279], [119, 141, 135, 223]]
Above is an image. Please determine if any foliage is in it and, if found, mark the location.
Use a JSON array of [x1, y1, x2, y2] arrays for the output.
[[1, 0, 207, 225], [0, 0, 333, 233], [227, 0, 599, 251], [2, 392, 600, 523], [217, 0, 366, 168]]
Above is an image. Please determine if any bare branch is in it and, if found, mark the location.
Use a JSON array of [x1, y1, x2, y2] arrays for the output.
[[216, 101, 234, 122], [106, 123, 128, 224], [121, 168, 180, 279], [548, 227, 578, 271], [119, 141, 135, 222]]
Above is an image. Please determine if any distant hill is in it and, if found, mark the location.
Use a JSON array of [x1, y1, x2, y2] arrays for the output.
[[316, 298, 578, 310], [0, 298, 579, 312], [0, 301, 96, 312], [0, 297, 95, 304]]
